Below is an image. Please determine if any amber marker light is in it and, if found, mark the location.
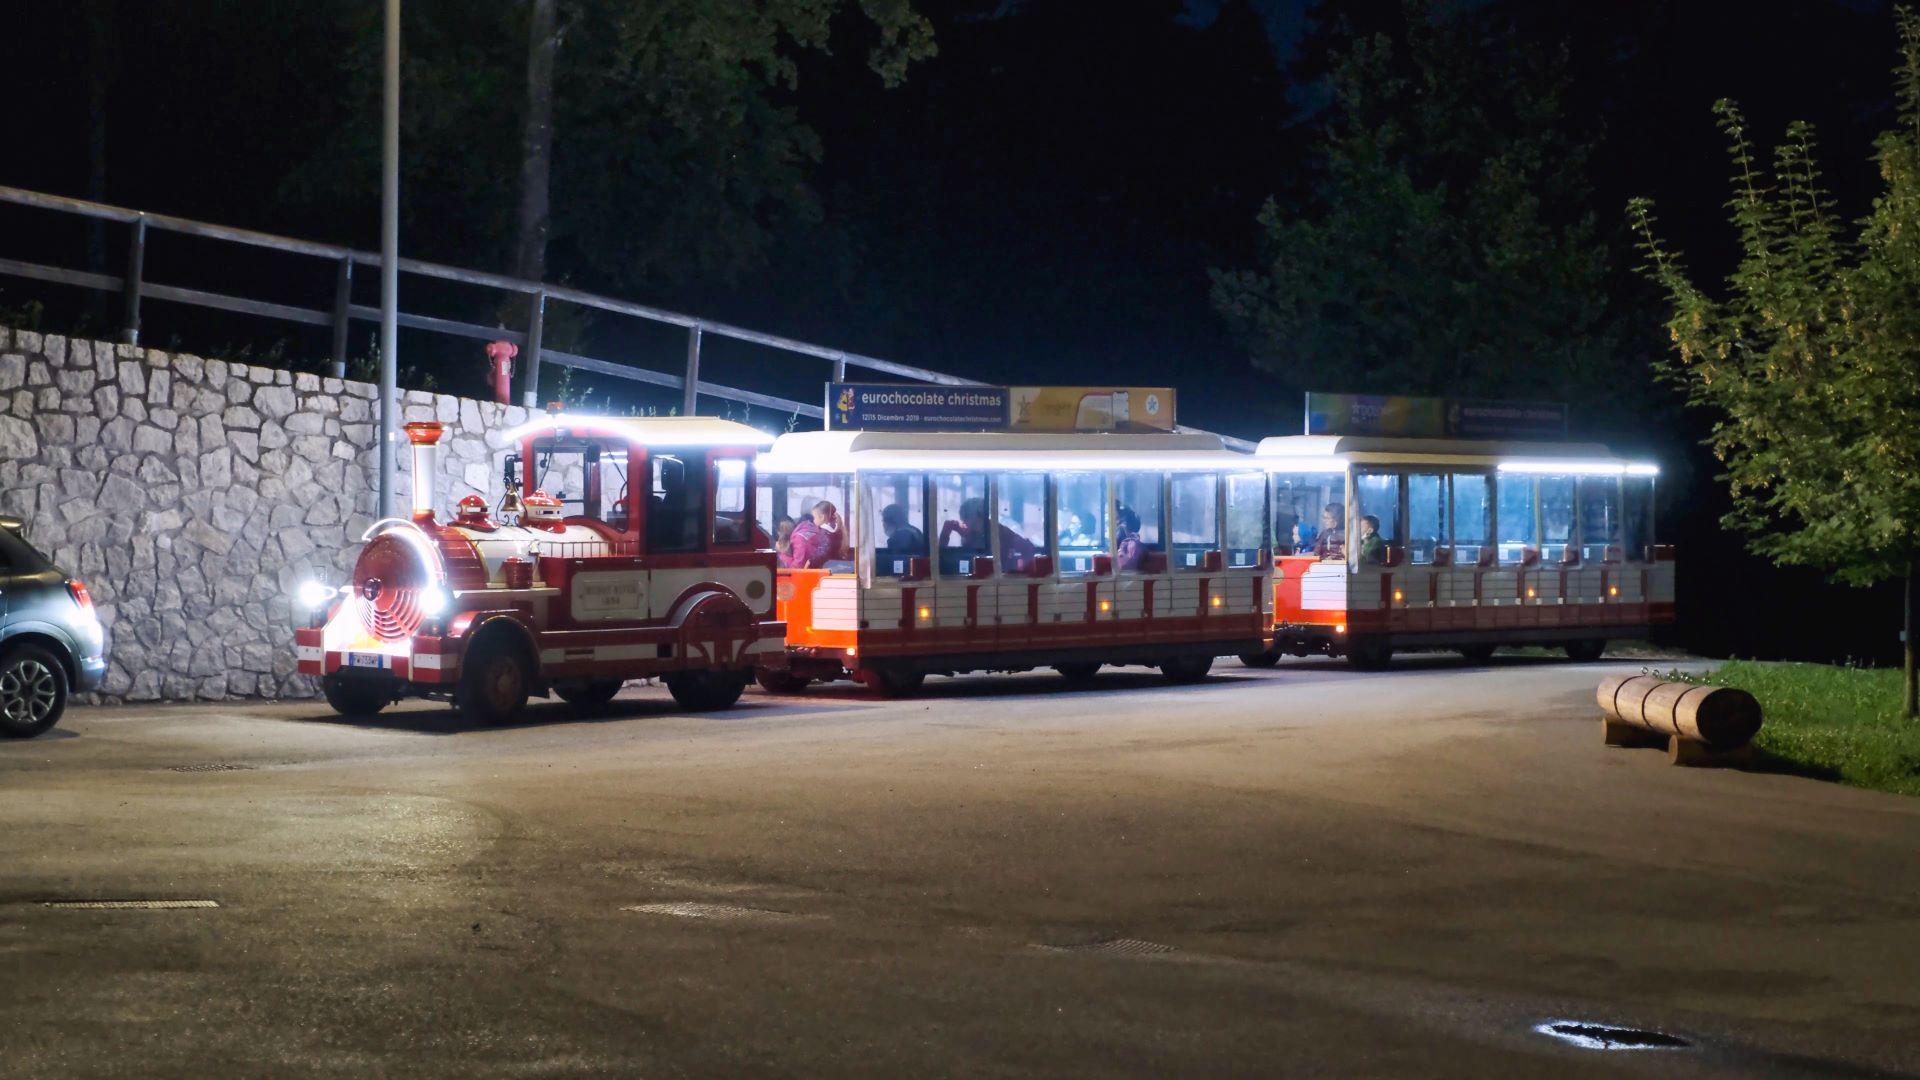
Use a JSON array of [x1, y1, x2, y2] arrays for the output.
[[1609, 585, 1620, 597], [1393, 589, 1404, 603], [918, 606, 932, 619], [1335, 623, 1347, 634], [1526, 587, 1537, 599], [1210, 595, 1223, 608], [1099, 599, 1113, 613]]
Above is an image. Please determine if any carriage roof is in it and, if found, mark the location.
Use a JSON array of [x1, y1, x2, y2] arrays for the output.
[[1251, 435, 1657, 474], [759, 429, 1246, 473], [506, 414, 776, 448]]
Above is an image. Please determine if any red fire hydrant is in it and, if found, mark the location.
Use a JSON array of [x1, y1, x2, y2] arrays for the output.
[[485, 340, 518, 404]]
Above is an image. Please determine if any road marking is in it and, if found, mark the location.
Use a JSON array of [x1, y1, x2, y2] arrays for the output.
[[623, 901, 814, 923], [1534, 1020, 1690, 1051], [41, 899, 221, 910], [1032, 938, 1175, 956]]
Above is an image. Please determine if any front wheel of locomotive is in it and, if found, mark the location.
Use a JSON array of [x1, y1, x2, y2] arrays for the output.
[[321, 674, 392, 718], [666, 669, 750, 711], [457, 635, 532, 725]]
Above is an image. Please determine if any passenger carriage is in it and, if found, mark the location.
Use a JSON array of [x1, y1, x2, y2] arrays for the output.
[[753, 429, 1272, 694], [1248, 435, 1673, 668], [294, 415, 785, 722]]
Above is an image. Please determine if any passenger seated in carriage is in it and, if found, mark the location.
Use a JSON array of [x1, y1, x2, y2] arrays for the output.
[[1311, 503, 1345, 560], [939, 497, 1036, 573], [880, 503, 926, 557], [1114, 506, 1144, 571], [781, 501, 842, 569], [1355, 514, 1387, 566]]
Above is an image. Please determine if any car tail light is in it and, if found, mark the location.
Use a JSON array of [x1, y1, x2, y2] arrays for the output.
[[67, 580, 95, 613]]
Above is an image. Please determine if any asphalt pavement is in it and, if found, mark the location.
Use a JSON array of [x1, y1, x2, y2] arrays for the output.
[[2, 655, 1917, 1078]]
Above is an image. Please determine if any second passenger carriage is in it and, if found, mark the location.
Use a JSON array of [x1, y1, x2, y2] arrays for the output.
[[753, 429, 1271, 693]]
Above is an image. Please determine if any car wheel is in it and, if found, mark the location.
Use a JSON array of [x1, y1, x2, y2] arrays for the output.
[[666, 669, 749, 711], [1161, 655, 1214, 684], [755, 669, 811, 694], [0, 644, 67, 738], [1054, 662, 1101, 685], [1346, 639, 1394, 671], [322, 675, 392, 718], [1238, 651, 1281, 669], [1457, 643, 1497, 664], [861, 667, 926, 698], [457, 634, 532, 724], [555, 679, 624, 712], [1564, 639, 1606, 663]]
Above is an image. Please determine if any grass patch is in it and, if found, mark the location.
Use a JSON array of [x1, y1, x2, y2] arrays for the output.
[[1680, 660, 1920, 797]]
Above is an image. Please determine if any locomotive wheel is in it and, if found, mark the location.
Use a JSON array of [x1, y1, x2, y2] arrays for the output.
[[0, 644, 67, 738], [755, 669, 811, 694], [1564, 639, 1607, 663], [1160, 655, 1213, 684], [321, 674, 391, 719], [666, 669, 749, 712], [1345, 639, 1394, 671], [458, 635, 531, 724], [556, 679, 625, 711], [1238, 650, 1281, 669], [1054, 662, 1101, 685], [1457, 643, 1497, 664]]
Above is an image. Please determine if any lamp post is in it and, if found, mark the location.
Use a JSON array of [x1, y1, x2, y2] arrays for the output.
[[377, 0, 401, 520]]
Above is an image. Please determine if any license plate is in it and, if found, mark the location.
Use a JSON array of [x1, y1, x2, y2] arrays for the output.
[[348, 652, 385, 669]]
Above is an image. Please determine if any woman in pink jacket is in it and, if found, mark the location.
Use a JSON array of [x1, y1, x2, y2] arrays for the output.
[[780, 501, 843, 569]]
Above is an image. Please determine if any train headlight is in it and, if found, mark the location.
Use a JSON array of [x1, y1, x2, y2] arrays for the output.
[[418, 585, 450, 619], [296, 581, 336, 609]]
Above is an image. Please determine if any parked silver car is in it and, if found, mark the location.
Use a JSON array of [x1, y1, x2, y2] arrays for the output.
[[0, 516, 107, 737]]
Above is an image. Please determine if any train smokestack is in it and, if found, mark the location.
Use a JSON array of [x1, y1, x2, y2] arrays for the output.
[[403, 421, 444, 522]]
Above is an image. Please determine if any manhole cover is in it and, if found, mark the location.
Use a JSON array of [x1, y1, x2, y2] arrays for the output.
[[41, 899, 220, 910], [1034, 938, 1176, 956], [169, 763, 256, 773], [622, 902, 809, 923], [1535, 1020, 1690, 1051]]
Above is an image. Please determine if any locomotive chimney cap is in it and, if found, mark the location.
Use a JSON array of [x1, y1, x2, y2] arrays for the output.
[[404, 420, 445, 446]]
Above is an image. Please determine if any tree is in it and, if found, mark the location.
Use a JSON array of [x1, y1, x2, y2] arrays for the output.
[[1210, 0, 1616, 405], [1628, 9, 1920, 717]]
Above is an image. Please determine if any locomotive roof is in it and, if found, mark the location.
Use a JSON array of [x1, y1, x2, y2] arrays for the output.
[[759, 429, 1246, 473], [506, 413, 776, 447], [1252, 435, 1658, 474]]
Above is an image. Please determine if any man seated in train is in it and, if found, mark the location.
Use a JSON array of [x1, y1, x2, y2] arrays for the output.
[[1311, 502, 1345, 560], [880, 503, 927, 557], [1114, 506, 1144, 571], [1354, 514, 1387, 565], [939, 497, 1035, 573], [781, 501, 843, 569], [1058, 509, 1094, 549]]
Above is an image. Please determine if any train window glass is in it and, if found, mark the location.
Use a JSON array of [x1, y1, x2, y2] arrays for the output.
[[595, 448, 631, 530], [1224, 472, 1267, 568], [1579, 477, 1623, 561], [1539, 476, 1575, 562], [1496, 476, 1536, 562], [647, 450, 708, 553], [1406, 473, 1446, 565], [1450, 473, 1490, 555], [1113, 473, 1164, 572], [867, 472, 928, 578], [1623, 476, 1655, 560], [712, 457, 749, 545], [934, 473, 991, 576], [1054, 472, 1106, 575], [529, 439, 595, 518], [996, 473, 1047, 574], [1274, 472, 1346, 557], [770, 474, 851, 566], [1352, 471, 1396, 568], [1169, 474, 1219, 571]]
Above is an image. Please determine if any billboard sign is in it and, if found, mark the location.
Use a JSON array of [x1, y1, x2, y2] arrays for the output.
[[828, 384, 1009, 431], [1304, 393, 1567, 440], [1009, 386, 1175, 433]]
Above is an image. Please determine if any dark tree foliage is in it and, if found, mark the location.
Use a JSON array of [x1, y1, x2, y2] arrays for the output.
[[1210, 0, 1616, 404]]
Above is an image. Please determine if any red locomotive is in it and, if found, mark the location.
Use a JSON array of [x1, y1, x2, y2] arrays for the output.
[[294, 414, 785, 722]]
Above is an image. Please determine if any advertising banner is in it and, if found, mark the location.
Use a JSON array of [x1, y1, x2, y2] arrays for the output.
[[1304, 393, 1566, 440], [828, 384, 1009, 431], [1009, 386, 1175, 433]]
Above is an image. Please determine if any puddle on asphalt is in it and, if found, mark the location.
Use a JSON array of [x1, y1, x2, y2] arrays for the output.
[[1535, 1019, 1691, 1051]]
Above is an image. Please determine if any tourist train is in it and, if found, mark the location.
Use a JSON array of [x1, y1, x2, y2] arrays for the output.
[[292, 393, 1671, 720]]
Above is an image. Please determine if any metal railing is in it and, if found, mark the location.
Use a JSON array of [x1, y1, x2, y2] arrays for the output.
[[0, 185, 1252, 448]]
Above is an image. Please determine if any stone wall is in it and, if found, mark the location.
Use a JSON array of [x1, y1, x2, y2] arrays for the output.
[[0, 327, 534, 702]]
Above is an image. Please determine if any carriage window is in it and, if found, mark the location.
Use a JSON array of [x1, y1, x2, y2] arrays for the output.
[[867, 472, 928, 578], [647, 451, 707, 553], [1352, 472, 1397, 568], [1169, 474, 1219, 571], [764, 473, 850, 566], [1450, 473, 1490, 557], [529, 439, 598, 519], [1539, 476, 1575, 562], [996, 473, 1047, 574], [1406, 473, 1445, 565], [712, 457, 749, 545], [934, 473, 991, 576], [1054, 472, 1106, 575], [1496, 475, 1536, 562], [1623, 476, 1655, 560], [1224, 472, 1266, 568], [1579, 477, 1623, 562], [1273, 472, 1346, 557], [594, 448, 631, 530], [1113, 473, 1164, 572]]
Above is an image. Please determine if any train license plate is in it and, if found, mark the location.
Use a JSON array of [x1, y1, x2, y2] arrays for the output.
[[348, 652, 386, 669]]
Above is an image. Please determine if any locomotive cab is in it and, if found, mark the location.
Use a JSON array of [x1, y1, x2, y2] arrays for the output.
[[295, 415, 784, 722]]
